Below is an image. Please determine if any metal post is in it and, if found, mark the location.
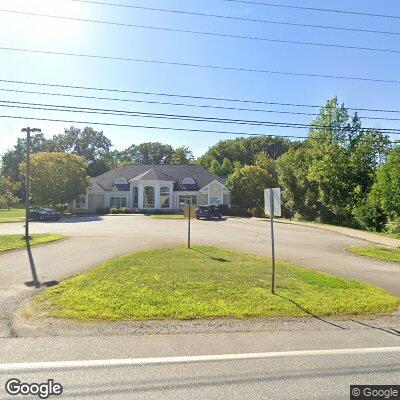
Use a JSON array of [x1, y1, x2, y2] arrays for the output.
[[188, 205, 191, 249], [21, 127, 41, 240], [21, 127, 41, 288], [270, 188, 276, 294]]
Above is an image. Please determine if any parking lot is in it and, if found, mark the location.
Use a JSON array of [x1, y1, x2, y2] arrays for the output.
[[0, 215, 399, 295]]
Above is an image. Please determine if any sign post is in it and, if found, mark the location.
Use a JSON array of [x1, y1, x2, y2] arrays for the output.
[[264, 188, 281, 294], [183, 204, 195, 248]]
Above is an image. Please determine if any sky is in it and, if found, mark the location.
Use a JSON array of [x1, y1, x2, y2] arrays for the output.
[[1, 0, 400, 157]]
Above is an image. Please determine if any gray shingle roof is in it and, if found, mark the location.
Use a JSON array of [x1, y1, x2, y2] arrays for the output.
[[92, 164, 226, 191]]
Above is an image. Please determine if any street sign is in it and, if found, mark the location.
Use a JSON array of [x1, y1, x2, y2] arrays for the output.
[[264, 188, 282, 217], [264, 187, 281, 294]]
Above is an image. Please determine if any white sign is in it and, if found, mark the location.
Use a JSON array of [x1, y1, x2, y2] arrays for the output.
[[264, 188, 282, 217]]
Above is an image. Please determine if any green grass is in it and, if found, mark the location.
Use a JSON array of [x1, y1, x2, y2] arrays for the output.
[[0, 234, 65, 253], [151, 215, 185, 219], [0, 206, 25, 223], [36, 246, 399, 322], [348, 246, 400, 263]]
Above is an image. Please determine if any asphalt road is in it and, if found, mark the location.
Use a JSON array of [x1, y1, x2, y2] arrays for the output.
[[0, 330, 399, 399], [0, 216, 399, 398]]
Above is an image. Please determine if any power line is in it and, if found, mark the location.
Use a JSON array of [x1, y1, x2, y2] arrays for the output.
[[2, 100, 400, 133], [223, 0, 400, 20], [0, 114, 306, 139], [5, 87, 400, 121], [2, 78, 400, 115], [2, 46, 400, 85], [0, 79, 400, 114], [3, 9, 400, 49], [71, 0, 400, 21]]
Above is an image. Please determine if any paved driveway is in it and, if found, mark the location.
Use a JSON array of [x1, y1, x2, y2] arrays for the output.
[[0, 215, 399, 295]]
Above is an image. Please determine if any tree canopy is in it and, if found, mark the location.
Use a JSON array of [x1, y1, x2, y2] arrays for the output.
[[20, 152, 90, 206]]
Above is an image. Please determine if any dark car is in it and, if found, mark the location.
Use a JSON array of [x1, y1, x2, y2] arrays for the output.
[[195, 205, 223, 220], [29, 207, 61, 222]]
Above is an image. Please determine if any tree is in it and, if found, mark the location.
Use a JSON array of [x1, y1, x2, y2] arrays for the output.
[[134, 142, 174, 164], [227, 165, 275, 209], [0, 176, 21, 209], [209, 159, 222, 175], [61, 127, 113, 176], [171, 146, 194, 164], [253, 151, 276, 179], [197, 136, 293, 170], [365, 147, 400, 223], [1, 132, 49, 196], [277, 97, 390, 225], [219, 158, 234, 176], [20, 152, 90, 206]]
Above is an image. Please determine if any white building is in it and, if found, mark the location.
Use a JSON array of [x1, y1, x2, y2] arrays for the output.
[[72, 164, 230, 213]]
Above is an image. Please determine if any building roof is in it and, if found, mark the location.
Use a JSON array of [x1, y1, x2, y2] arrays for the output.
[[92, 164, 227, 191], [131, 168, 174, 182]]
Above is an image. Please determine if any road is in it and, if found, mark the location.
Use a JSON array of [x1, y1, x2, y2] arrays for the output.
[[0, 216, 399, 398], [0, 329, 399, 399]]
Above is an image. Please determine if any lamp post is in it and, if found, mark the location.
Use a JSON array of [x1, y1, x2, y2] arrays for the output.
[[21, 127, 41, 240]]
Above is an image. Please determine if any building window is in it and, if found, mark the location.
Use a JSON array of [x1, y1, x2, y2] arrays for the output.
[[210, 196, 222, 205], [143, 186, 155, 208], [110, 196, 127, 208], [75, 195, 87, 209], [179, 195, 197, 207], [132, 187, 138, 208], [160, 186, 170, 208]]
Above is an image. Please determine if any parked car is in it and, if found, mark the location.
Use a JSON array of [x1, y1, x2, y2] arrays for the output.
[[29, 207, 61, 222], [195, 205, 223, 220]]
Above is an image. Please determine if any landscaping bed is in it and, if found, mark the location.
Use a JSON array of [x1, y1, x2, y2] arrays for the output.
[[35, 246, 399, 321], [0, 234, 65, 253]]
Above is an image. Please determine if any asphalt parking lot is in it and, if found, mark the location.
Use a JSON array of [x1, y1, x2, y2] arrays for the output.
[[0, 215, 399, 295]]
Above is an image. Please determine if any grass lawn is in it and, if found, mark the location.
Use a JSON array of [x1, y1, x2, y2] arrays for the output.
[[0, 234, 65, 253], [0, 206, 25, 223], [348, 246, 400, 263], [151, 215, 184, 220], [36, 246, 399, 322]]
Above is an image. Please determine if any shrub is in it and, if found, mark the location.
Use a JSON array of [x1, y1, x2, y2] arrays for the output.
[[110, 208, 119, 214], [96, 207, 110, 215], [251, 207, 265, 218], [225, 207, 251, 217], [384, 218, 400, 236], [54, 203, 68, 213], [120, 207, 132, 214]]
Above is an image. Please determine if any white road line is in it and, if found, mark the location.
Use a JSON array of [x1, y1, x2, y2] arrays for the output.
[[0, 347, 399, 372]]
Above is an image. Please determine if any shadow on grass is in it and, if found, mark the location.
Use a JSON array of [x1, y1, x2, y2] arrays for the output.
[[190, 248, 229, 263], [275, 293, 346, 330]]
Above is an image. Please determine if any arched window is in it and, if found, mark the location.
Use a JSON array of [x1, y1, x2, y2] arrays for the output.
[[143, 186, 155, 208], [160, 186, 170, 209], [182, 178, 196, 185]]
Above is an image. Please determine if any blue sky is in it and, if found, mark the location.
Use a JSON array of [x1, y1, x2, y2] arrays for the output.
[[1, 0, 400, 157]]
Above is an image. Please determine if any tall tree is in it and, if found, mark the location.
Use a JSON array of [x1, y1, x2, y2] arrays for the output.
[[171, 146, 194, 164], [197, 136, 293, 170], [20, 152, 90, 206], [277, 97, 390, 225]]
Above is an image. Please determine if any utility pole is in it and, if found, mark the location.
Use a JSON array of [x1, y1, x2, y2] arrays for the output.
[[22, 127, 41, 240], [269, 188, 276, 294]]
